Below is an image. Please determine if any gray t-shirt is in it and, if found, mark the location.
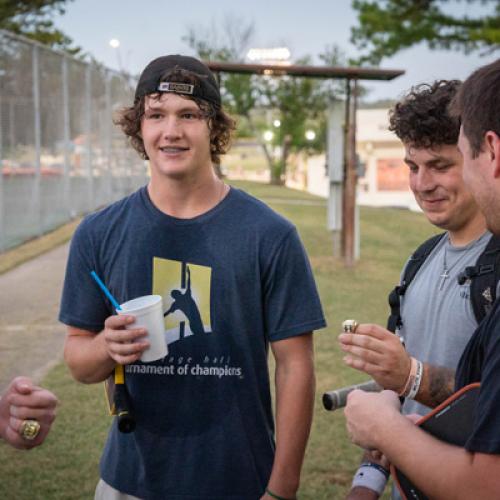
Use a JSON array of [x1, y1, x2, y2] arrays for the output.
[[391, 231, 491, 500], [399, 231, 491, 416]]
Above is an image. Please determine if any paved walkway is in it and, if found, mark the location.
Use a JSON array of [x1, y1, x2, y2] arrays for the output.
[[0, 243, 69, 393]]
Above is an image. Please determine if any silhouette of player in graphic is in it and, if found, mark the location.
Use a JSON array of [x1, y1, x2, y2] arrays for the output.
[[164, 266, 205, 335]]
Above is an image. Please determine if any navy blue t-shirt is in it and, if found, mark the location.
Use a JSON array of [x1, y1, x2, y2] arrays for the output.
[[455, 297, 500, 454], [59, 186, 326, 499]]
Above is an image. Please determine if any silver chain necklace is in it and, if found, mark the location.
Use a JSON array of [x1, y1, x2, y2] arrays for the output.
[[439, 245, 463, 290], [439, 232, 488, 290]]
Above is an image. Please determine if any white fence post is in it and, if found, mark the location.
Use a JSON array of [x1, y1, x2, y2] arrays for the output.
[[33, 44, 42, 236]]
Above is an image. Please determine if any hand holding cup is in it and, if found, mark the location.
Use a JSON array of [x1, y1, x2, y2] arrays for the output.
[[116, 295, 168, 363], [102, 314, 150, 365]]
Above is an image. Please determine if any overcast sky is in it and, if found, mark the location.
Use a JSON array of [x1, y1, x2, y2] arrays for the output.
[[53, 0, 497, 101]]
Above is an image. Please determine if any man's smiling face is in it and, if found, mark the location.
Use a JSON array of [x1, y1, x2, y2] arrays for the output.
[[405, 143, 480, 232], [140, 93, 212, 180]]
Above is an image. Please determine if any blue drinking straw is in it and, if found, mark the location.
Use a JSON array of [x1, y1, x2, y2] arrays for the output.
[[90, 271, 121, 311]]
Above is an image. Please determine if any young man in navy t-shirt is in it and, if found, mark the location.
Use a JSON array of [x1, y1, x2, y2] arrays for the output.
[[60, 55, 325, 500]]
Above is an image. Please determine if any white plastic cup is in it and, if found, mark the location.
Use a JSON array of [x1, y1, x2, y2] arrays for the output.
[[118, 295, 167, 363]]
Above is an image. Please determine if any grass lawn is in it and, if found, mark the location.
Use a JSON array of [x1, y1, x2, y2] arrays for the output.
[[0, 181, 437, 499], [224, 143, 268, 173], [0, 218, 81, 276]]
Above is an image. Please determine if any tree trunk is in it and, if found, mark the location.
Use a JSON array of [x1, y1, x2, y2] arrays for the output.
[[243, 112, 274, 174], [272, 134, 292, 186]]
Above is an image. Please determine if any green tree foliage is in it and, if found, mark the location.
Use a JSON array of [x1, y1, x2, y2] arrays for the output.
[[0, 0, 79, 54], [184, 18, 345, 184], [183, 15, 273, 173], [261, 46, 351, 184], [258, 59, 328, 184], [183, 15, 259, 120], [351, 0, 500, 64]]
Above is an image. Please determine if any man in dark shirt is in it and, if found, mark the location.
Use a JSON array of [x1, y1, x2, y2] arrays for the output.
[[344, 58, 500, 499], [60, 54, 325, 500]]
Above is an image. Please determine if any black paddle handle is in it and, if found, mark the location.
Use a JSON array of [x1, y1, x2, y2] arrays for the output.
[[323, 380, 382, 411]]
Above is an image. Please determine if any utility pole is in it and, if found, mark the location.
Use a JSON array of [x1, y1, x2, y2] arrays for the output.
[[342, 79, 359, 267]]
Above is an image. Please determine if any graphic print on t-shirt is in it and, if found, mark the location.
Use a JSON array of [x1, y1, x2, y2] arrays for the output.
[[153, 257, 212, 346]]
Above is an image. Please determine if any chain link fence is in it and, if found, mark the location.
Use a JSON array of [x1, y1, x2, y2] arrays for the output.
[[0, 30, 148, 252]]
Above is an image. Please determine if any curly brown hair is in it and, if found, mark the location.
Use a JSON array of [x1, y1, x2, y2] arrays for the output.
[[388, 80, 461, 149], [115, 68, 235, 164]]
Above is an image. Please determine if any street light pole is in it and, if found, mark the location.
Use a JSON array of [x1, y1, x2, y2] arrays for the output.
[[343, 78, 359, 267], [109, 38, 124, 73]]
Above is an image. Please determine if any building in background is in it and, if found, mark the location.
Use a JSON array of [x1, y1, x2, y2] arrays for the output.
[[292, 108, 418, 210], [226, 107, 418, 210], [356, 109, 417, 209]]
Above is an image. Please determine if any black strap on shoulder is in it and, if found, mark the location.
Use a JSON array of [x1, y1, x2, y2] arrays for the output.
[[458, 234, 500, 324], [387, 233, 446, 333]]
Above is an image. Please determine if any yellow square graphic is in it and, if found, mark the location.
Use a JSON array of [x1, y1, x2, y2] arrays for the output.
[[153, 258, 212, 344]]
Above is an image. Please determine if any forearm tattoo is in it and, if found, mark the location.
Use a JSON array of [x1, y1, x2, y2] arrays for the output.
[[416, 364, 455, 408]]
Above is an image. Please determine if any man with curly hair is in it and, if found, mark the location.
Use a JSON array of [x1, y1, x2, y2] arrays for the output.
[[342, 80, 491, 499], [345, 59, 500, 500], [59, 55, 325, 499]]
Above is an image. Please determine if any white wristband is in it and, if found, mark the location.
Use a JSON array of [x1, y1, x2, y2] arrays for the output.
[[406, 359, 423, 400], [351, 463, 389, 496]]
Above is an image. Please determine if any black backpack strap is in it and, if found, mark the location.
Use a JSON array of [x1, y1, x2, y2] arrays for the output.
[[387, 233, 446, 332], [459, 234, 500, 324]]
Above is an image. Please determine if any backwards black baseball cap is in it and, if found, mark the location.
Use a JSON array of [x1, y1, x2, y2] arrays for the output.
[[134, 54, 221, 107]]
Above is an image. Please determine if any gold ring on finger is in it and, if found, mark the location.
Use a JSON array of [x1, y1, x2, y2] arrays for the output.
[[342, 319, 358, 333], [19, 419, 41, 441]]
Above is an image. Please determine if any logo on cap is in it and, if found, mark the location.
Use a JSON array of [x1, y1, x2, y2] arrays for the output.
[[158, 82, 195, 95]]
